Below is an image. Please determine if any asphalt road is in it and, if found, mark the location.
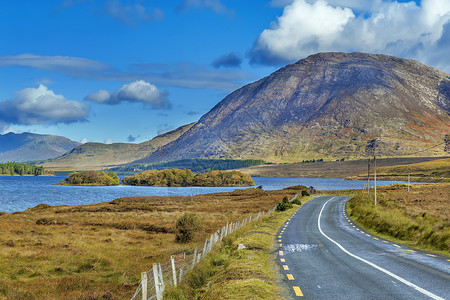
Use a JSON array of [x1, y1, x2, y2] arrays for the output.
[[277, 196, 450, 299]]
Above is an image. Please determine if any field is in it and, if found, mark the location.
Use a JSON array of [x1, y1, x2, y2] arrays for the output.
[[347, 183, 449, 255], [0, 187, 302, 299], [238, 156, 448, 179], [348, 157, 450, 182]]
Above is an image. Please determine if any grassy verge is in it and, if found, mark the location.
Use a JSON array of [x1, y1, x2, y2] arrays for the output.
[[347, 183, 449, 257], [164, 199, 311, 299]]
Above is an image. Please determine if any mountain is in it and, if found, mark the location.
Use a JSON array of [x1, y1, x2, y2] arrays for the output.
[[42, 123, 195, 170], [145, 52, 450, 163], [0, 132, 81, 162]]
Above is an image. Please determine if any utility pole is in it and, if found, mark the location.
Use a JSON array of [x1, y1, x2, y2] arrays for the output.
[[367, 157, 371, 196], [374, 153, 377, 206], [408, 166, 410, 193]]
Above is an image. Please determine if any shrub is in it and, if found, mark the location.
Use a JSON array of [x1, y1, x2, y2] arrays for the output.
[[291, 198, 301, 205], [301, 190, 310, 197], [276, 196, 293, 212], [175, 213, 199, 243]]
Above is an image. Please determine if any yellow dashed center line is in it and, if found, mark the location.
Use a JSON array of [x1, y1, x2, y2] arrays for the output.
[[373, 237, 379, 240], [393, 244, 401, 248], [283, 265, 289, 270], [383, 241, 389, 243], [280, 258, 285, 262], [425, 254, 437, 258], [406, 250, 415, 252], [366, 234, 371, 237], [279, 250, 284, 256], [279, 243, 283, 247], [287, 274, 294, 280], [278, 239, 282, 242], [293, 286, 304, 296]]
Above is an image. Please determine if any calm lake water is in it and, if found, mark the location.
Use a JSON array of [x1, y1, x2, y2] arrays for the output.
[[0, 175, 421, 213]]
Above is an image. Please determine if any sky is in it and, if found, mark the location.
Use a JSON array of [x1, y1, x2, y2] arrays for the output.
[[1, 0, 450, 144]]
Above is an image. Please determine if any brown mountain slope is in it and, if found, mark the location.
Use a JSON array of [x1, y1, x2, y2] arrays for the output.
[[146, 52, 450, 163], [43, 123, 195, 170]]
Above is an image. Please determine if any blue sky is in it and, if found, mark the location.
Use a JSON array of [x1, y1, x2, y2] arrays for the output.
[[1, 0, 449, 144]]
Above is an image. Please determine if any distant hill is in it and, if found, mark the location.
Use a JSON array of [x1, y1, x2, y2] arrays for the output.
[[0, 132, 81, 162], [42, 123, 195, 171], [145, 52, 450, 163]]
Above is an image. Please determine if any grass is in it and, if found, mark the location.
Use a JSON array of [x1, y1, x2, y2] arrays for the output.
[[347, 183, 449, 256], [0, 187, 306, 299], [237, 156, 448, 179], [164, 197, 313, 300], [347, 157, 450, 182]]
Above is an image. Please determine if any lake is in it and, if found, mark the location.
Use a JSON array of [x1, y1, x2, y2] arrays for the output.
[[0, 175, 421, 213]]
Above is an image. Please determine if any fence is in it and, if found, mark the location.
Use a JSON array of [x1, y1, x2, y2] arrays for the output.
[[130, 207, 276, 300]]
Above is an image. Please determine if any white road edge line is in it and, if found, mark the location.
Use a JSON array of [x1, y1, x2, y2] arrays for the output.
[[318, 197, 444, 300]]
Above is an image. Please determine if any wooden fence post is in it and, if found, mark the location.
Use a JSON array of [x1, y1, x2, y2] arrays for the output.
[[141, 272, 147, 300], [153, 264, 161, 300], [171, 256, 177, 287]]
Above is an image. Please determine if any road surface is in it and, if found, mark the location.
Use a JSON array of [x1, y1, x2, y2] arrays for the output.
[[277, 196, 450, 299]]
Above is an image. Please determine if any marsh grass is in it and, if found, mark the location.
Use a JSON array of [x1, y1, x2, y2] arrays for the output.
[[0, 187, 300, 299], [348, 183, 449, 256]]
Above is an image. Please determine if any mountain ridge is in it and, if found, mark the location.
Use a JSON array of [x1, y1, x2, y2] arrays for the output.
[[0, 132, 81, 163], [144, 52, 450, 163]]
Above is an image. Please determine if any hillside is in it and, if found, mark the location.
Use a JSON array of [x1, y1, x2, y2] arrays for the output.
[[145, 52, 450, 163], [0, 132, 80, 162], [42, 123, 195, 171]]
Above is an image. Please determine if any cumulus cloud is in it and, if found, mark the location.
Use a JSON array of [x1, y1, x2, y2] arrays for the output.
[[85, 80, 171, 109], [80, 137, 89, 144], [0, 85, 89, 127], [104, 138, 113, 144], [250, 0, 450, 71], [177, 0, 233, 15], [104, 0, 163, 25], [0, 54, 111, 76], [211, 52, 242, 68]]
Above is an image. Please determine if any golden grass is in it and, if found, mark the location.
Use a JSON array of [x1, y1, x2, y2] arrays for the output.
[[348, 183, 449, 256], [0, 188, 301, 299]]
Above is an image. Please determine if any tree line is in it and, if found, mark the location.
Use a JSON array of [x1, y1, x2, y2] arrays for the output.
[[59, 171, 120, 186], [122, 169, 255, 187], [0, 162, 52, 176]]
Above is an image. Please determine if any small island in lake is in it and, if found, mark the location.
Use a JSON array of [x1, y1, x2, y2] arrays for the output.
[[122, 169, 255, 187], [0, 162, 54, 176], [59, 170, 120, 186]]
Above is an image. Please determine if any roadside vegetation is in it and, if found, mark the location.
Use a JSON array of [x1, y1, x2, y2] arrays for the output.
[[0, 162, 53, 176], [164, 202, 306, 299], [122, 169, 255, 187], [58, 170, 120, 186], [347, 183, 449, 256], [0, 187, 307, 299]]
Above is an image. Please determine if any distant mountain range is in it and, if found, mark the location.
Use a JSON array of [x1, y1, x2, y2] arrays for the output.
[[41, 123, 195, 170], [145, 52, 450, 163], [0, 132, 81, 163]]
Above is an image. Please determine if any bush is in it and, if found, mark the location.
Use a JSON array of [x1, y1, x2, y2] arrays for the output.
[[291, 198, 301, 205], [301, 190, 310, 197], [276, 196, 293, 212], [175, 213, 199, 243]]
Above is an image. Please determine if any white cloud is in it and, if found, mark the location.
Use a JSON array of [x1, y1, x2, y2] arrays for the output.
[[251, 0, 450, 71], [80, 137, 88, 144], [85, 80, 171, 108], [104, 138, 113, 144], [0, 85, 89, 126]]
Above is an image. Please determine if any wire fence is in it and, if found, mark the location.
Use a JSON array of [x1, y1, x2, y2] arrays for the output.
[[130, 207, 276, 300]]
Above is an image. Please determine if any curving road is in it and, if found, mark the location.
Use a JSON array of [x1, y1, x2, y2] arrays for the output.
[[277, 196, 450, 299]]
